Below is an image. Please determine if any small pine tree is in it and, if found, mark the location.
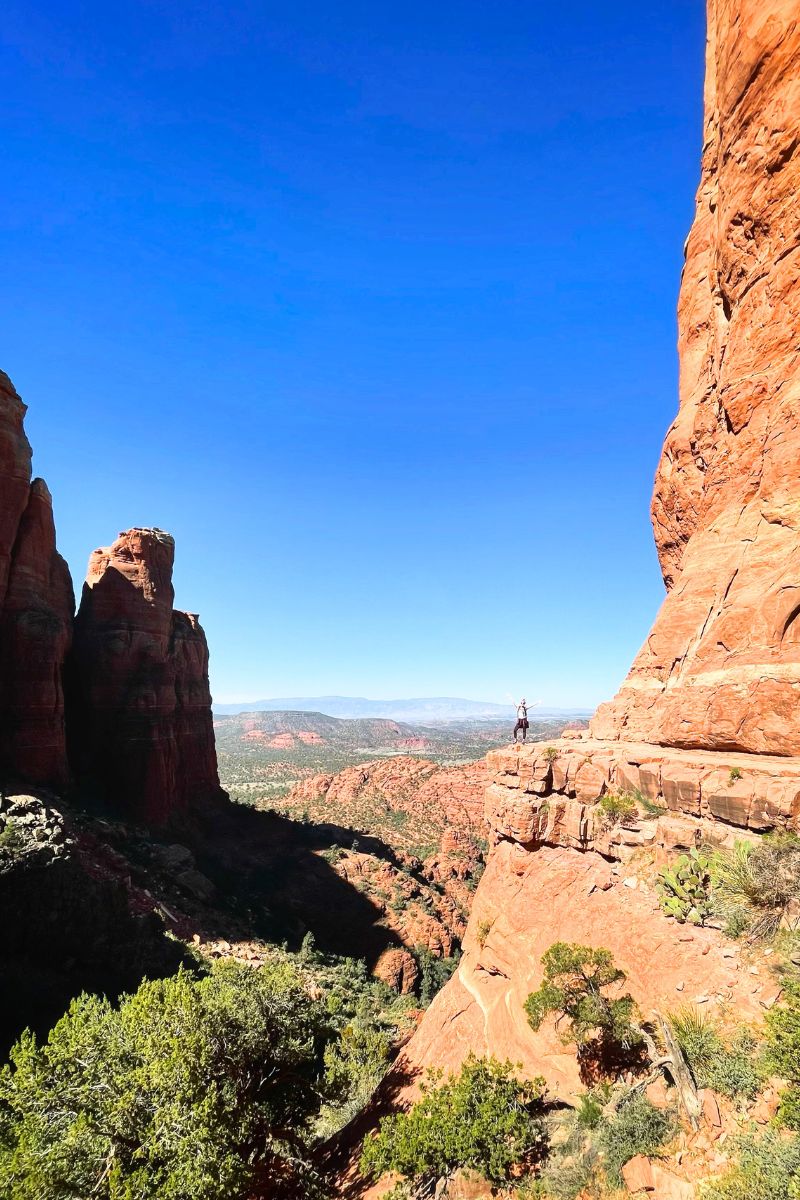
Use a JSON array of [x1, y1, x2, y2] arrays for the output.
[[766, 979, 800, 1129], [360, 1055, 547, 1193], [525, 942, 641, 1055]]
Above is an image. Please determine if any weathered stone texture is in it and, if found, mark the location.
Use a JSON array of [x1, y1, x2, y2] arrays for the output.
[[68, 528, 224, 826], [593, 1, 800, 754], [0, 373, 73, 785]]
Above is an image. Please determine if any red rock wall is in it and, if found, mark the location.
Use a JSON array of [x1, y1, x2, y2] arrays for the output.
[[374, 1, 800, 1138], [68, 528, 224, 826], [593, 0, 800, 754], [0, 373, 74, 785]]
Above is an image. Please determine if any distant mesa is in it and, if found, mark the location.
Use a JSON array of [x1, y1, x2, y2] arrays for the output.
[[213, 695, 593, 723]]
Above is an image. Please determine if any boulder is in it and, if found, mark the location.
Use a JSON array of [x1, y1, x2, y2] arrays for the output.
[[622, 1155, 654, 1193], [373, 947, 419, 995]]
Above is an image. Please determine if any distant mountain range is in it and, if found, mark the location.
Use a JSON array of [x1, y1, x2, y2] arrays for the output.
[[212, 695, 593, 722]]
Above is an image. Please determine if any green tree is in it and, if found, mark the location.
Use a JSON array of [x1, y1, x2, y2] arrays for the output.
[[765, 978, 800, 1129], [360, 1055, 547, 1195], [413, 945, 459, 1007], [0, 960, 332, 1199], [524, 943, 641, 1055], [701, 1130, 800, 1200]]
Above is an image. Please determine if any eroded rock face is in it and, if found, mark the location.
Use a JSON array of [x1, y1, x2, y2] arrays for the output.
[[385, 742, 787, 1110], [593, 0, 800, 754], [0, 373, 74, 786], [69, 528, 224, 826]]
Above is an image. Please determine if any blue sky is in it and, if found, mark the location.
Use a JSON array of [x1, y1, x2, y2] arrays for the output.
[[1, 0, 706, 707]]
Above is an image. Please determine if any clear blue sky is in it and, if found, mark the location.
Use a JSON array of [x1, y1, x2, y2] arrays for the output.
[[1, 0, 706, 708]]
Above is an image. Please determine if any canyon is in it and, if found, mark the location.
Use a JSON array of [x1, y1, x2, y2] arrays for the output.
[[1, 0, 799, 1195]]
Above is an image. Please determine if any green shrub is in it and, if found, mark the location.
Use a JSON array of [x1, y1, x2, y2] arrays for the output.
[[701, 1130, 800, 1200], [595, 792, 638, 831], [476, 918, 494, 948], [595, 1093, 676, 1189], [669, 1009, 763, 1099], [656, 848, 715, 925], [321, 843, 345, 864], [633, 788, 667, 818], [360, 1055, 547, 1191], [525, 943, 641, 1056], [543, 746, 559, 765], [313, 955, 418, 1138], [574, 1089, 606, 1130], [713, 834, 800, 940], [320, 1019, 392, 1137], [520, 1155, 596, 1199], [413, 945, 460, 1007], [0, 819, 25, 854], [765, 979, 800, 1129], [0, 960, 332, 1199]]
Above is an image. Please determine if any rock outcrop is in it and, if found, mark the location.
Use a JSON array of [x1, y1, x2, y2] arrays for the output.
[[388, 743, 788, 1107], [284, 757, 487, 851], [592, 0, 800, 755], [68, 528, 225, 826], [0, 372, 74, 787]]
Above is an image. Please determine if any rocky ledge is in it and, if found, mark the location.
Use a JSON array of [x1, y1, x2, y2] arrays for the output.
[[487, 736, 800, 859], [380, 735, 797, 1118]]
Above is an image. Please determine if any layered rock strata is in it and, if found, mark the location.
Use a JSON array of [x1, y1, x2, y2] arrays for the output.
[[487, 737, 800, 848], [391, 742, 786, 1107], [68, 528, 224, 826], [0, 372, 74, 786], [593, 0, 800, 754]]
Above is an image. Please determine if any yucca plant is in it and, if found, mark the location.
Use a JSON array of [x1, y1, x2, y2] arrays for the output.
[[713, 834, 800, 941]]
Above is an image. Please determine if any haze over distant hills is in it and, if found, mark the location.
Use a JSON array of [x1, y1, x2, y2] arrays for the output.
[[211, 695, 593, 722]]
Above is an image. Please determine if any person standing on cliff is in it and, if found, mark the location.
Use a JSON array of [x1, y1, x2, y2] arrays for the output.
[[513, 699, 530, 743]]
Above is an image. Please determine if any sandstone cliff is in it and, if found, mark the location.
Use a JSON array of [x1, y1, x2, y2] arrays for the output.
[[593, 0, 800, 754], [0, 372, 74, 787], [68, 528, 225, 826], [363, 5, 800, 1183], [396, 743, 788, 1104]]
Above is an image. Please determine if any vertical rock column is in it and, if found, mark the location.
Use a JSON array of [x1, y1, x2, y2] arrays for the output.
[[68, 528, 224, 826], [0, 372, 74, 786], [592, 0, 800, 755]]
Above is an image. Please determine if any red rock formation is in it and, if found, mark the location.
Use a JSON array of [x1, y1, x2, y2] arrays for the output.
[[390, 746, 780, 1110], [69, 528, 224, 826], [286, 756, 487, 847], [0, 372, 74, 786], [593, 1, 800, 754], [359, 7, 800, 1161]]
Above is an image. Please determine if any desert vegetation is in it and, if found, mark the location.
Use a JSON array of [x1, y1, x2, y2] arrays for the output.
[[360, 1055, 548, 1197], [0, 948, 418, 1199]]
